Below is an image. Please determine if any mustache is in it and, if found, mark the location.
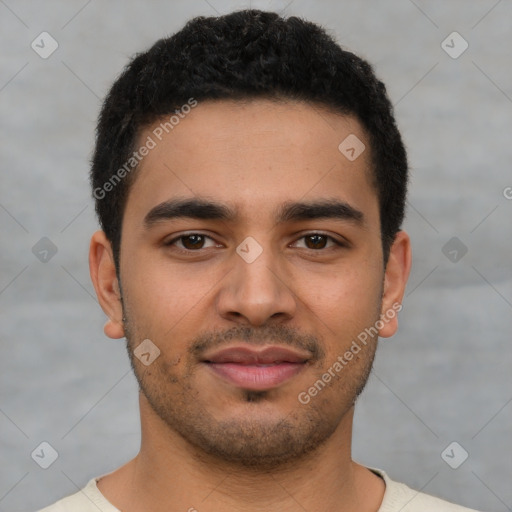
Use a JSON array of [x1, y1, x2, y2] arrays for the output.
[[190, 324, 325, 362]]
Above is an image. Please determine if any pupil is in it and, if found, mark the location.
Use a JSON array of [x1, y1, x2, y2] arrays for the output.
[[307, 235, 326, 249], [184, 235, 203, 249]]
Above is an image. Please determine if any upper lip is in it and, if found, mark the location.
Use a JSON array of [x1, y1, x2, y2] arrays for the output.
[[202, 345, 311, 364]]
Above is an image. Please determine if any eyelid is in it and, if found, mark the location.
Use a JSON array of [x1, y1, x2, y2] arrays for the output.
[[164, 231, 348, 252], [289, 232, 348, 249], [164, 232, 220, 248]]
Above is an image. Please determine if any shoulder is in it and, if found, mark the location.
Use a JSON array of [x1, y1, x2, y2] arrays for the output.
[[370, 468, 481, 512], [36, 476, 120, 512]]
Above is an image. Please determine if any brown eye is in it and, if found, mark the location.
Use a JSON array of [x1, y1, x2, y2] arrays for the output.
[[180, 234, 206, 250], [165, 233, 218, 252], [304, 234, 329, 249], [290, 233, 345, 251]]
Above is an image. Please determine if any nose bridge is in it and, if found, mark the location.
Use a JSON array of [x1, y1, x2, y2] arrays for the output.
[[235, 235, 284, 298], [238, 239, 279, 288], [216, 235, 296, 325]]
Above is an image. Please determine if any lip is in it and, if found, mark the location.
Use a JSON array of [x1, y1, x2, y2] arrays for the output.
[[202, 345, 311, 391]]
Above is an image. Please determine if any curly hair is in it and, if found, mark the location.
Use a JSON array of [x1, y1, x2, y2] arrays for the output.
[[90, 9, 408, 274]]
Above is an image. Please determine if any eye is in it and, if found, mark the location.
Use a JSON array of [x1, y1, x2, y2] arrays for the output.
[[165, 233, 219, 251], [164, 232, 346, 254], [291, 233, 345, 250]]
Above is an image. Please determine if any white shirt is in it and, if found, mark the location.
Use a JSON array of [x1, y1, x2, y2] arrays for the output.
[[37, 467, 480, 511]]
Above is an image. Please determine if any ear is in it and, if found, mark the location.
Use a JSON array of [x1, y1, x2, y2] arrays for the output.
[[89, 230, 125, 339], [378, 230, 412, 338]]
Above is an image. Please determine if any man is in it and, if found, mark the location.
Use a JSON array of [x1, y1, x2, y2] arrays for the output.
[[38, 9, 480, 512]]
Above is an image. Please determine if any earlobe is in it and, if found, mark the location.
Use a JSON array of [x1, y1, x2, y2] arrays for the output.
[[379, 231, 412, 338], [89, 230, 125, 339]]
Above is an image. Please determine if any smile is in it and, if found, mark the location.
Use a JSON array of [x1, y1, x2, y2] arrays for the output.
[[202, 345, 311, 391], [205, 361, 307, 391]]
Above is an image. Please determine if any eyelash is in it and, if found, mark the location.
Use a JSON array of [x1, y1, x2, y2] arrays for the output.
[[164, 232, 347, 254]]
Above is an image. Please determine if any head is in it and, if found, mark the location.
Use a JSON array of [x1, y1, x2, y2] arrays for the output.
[[89, 9, 411, 470]]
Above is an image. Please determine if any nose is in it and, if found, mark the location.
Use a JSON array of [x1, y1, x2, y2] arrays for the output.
[[215, 240, 297, 327]]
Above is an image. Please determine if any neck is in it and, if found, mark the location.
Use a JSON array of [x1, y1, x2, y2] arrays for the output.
[[97, 394, 385, 512]]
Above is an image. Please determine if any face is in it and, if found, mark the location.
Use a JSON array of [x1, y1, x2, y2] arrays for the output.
[[91, 99, 410, 470]]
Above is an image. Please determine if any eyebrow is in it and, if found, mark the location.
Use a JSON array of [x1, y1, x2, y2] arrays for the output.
[[143, 197, 365, 228]]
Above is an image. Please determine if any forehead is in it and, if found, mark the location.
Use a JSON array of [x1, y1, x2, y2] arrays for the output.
[[124, 99, 378, 227]]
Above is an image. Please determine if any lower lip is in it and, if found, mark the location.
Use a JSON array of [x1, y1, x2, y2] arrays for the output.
[[205, 362, 306, 391]]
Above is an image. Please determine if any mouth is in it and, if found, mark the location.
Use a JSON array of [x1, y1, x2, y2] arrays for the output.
[[201, 345, 310, 391]]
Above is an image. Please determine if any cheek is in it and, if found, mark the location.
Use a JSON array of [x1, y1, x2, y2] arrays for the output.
[[296, 263, 382, 328], [121, 259, 220, 365], [123, 253, 212, 320]]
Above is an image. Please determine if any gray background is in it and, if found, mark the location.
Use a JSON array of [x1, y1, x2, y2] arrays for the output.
[[1, 1, 511, 511]]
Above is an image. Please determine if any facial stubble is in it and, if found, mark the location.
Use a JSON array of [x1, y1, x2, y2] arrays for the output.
[[122, 303, 380, 471]]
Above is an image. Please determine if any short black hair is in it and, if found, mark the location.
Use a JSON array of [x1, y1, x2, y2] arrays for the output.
[[90, 9, 408, 275]]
